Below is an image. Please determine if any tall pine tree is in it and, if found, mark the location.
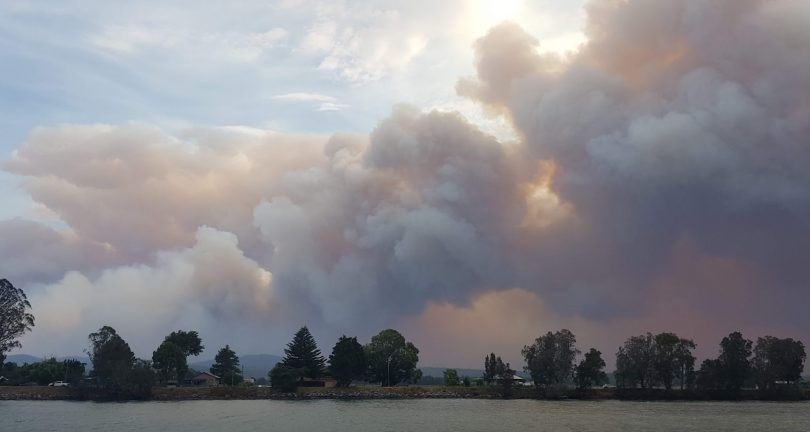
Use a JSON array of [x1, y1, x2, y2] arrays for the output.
[[210, 345, 240, 377], [282, 326, 326, 379]]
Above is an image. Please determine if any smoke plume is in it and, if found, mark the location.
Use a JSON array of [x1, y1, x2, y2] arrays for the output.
[[4, 0, 810, 363]]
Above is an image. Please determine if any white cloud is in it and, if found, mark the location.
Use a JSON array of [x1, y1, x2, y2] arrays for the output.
[[90, 25, 289, 61], [295, 2, 435, 83], [272, 92, 348, 111], [316, 102, 349, 111], [272, 93, 337, 103]]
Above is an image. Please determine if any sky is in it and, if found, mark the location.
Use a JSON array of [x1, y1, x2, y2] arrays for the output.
[[2, 0, 810, 369]]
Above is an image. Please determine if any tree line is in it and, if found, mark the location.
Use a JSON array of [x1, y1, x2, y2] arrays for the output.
[[0, 278, 423, 396], [478, 329, 805, 396], [269, 327, 421, 392], [1, 278, 807, 398]]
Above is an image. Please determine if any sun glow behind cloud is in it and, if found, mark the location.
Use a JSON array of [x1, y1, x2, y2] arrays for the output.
[[460, 0, 586, 55]]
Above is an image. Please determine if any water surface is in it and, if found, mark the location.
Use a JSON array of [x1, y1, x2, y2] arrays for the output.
[[3, 399, 809, 431]]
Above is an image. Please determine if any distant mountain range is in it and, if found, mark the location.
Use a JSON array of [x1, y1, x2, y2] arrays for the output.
[[6, 354, 91, 365], [189, 354, 283, 379], [5, 354, 40, 364]]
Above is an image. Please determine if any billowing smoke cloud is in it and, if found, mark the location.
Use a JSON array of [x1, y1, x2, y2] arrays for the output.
[[253, 105, 525, 326], [0, 218, 118, 285], [22, 227, 273, 356], [4, 0, 810, 362], [457, 0, 810, 317], [6, 125, 325, 265], [451, 0, 810, 344]]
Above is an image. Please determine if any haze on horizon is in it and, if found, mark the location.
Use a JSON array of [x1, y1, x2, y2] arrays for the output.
[[1, 0, 809, 369]]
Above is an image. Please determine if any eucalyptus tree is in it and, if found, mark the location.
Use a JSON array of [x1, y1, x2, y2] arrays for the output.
[[365, 329, 419, 386], [0, 279, 35, 365], [523, 329, 579, 387]]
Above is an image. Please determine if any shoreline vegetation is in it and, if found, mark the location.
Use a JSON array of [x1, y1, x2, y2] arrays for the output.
[[2, 279, 808, 404], [2, 385, 809, 402]]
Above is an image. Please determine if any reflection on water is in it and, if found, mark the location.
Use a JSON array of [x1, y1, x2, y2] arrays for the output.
[[3, 399, 810, 432]]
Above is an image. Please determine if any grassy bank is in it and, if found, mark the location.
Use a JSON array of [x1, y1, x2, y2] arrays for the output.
[[2, 385, 808, 402]]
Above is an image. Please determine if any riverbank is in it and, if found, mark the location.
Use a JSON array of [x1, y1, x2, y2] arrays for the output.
[[0, 385, 513, 401], [1, 385, 807, 401]]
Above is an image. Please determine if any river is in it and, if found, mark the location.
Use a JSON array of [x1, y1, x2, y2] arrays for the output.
[[2, 399, 809, 431]]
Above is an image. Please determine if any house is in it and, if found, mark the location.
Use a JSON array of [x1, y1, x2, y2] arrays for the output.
[[243, 377, 256, 385], [489, 375, 526, 385], [190, 372, 220, 387], [506, 374, 526, 384]]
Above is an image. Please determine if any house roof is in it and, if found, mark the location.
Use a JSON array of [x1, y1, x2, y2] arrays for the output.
[[484, 374, 525, 381], [194, 372, 220, 379]]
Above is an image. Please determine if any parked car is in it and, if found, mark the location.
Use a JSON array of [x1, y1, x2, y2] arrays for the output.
[[48, 381, 70, 387]]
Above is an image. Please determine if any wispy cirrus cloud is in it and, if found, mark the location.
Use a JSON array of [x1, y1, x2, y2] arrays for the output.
[[272, 92, 348, 111], [90, 25, 290, 61], [272, 93, 337, 103]]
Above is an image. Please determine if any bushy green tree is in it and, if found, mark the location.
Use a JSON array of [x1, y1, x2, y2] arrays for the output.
[[483, 353, 499, 384], [165, 330, 204, 357], [443, 369, 460, 386], [152, 340, 187, 384], [0, 279, 35, 364], [88, 326, 135, 391], [673, 338, 697, 390], [1, 361, 24, 384], [328, 335, 366, 387], [63, 359, 85, 385], [28, 358, 62, 385], [124, 359, 157, 399], [522, 329, 579, 387], [210, 345, 241, 384], [269, 365, 303, 392], [653, 332, 696, 390], [696, 358, 722, 390], [87, 326, 155, 397], [365, 329, 419, 386], [2, 358, 84, 386], [575, 348, 607, 389], [695, 331, 753, 392], [282, 327, 326, 379], [752, 336, 806, 389], [615, 333, 656, 389], [152, 330, 203, 385], [718, 331, 752, 392]]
